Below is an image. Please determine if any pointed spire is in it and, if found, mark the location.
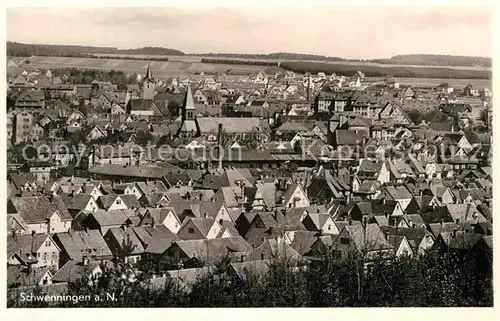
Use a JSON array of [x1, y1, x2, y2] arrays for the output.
[[145, 62, 152, 80], [183, 85, 196, 110]]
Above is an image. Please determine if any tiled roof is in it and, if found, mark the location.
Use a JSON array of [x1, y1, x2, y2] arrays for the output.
[[89, 209, 130, 227], [8, 234, 52, 264], [106, 227, 145, 255], [17, 89, 45, 102], [54, 230, 112, 261], [8, 196, 72, 223], [89, 164, 183, 179], [197, 117, 262, 134]]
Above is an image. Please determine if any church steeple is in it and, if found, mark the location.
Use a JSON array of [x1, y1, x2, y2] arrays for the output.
[[142, 62, 155, 99], [182, 85, 196, 120], [145, 62, 153, 80]]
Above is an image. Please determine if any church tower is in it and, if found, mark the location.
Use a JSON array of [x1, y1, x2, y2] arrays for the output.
[[182, 85, 196, 121], [142, 62, 155, 100]]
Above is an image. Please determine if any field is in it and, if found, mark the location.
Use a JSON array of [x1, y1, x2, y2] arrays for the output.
[[89, 53, 491, 72], [22, 56, 493, 87], [26, 56, 268, 77], [372, 77, 492, 89]]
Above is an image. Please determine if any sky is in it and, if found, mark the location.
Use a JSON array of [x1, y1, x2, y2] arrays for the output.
[[6, 7, 492, 59]]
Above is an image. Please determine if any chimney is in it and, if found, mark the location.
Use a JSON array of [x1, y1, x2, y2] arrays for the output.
[[453, 228, 458, 238], [240, 255, 244, 263], [440, 219, 444, 227], [203, 212, 208, 219], [82, 255, 89, 266], [455, 218, 460, 225], [273, 209, 278, 221], [199, 194, 203, 201], [217, 124, 223, 170]]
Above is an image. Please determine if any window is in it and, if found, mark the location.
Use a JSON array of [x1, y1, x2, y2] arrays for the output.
[[116, 199, 122, 204], [340, 237, 350, 245], [45, 240, 51, 247], [188, 228, 195, 233], [328, 225, 331, 231], [43, 253, 48, 261]]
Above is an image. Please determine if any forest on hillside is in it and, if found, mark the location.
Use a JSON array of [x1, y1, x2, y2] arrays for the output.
[[200, 58, 279, 67], [371, 54, 492, 67], [278, 61, 492, 79], [196, 52, 345, 61], [6, 42, 185, 57], [197, 52, 491, 68]]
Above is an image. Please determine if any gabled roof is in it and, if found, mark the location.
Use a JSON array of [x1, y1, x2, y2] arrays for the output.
[[290, 231, 321, 255], [249, 239, 302, 262], [141, 207, 179, 226], [140, 193, 169, 207], [179, 217, 218, 238], [137, 225, 178, 254], [230, 260, 270, 280], [213, 187, 239, 208], [341, 223, 391, 252], [385, 185, 412, 200], [106, 227, 145, 255], [445, 204, 488, 224], [52, 259, 108, 283], [88, 209, 131, 227], [8, 196, 72, 223], [8, 234, 54, 264], [129, 99, 157, 111], [16, 89, 45, 102], [66, 194, 94, 212], [54, 230, 112, 261], [169, 237, 252, 262]]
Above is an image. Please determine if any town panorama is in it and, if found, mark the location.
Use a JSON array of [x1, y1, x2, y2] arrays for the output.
[[5, 12, 493, 307]]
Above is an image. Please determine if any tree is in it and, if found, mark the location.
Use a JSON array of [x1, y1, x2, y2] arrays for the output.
[[135, 130, 154, 147]]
